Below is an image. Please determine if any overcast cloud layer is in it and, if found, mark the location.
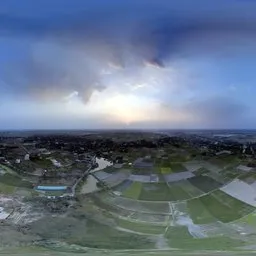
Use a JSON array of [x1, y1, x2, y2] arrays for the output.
[[0, 0, 256, 129]]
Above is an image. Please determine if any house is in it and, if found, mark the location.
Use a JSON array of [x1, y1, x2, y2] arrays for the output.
[[15, 159, 21, 164], [24, 154, 30, 161]]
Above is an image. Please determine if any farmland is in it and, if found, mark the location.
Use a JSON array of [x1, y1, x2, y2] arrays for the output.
[[1, 130, 256, 253], [122, 181, 142, 199]]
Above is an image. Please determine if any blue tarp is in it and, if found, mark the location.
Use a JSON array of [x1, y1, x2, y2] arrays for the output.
[[35, 185, 67, 191]]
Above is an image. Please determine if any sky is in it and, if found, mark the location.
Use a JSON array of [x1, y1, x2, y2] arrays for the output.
[[1, 0, 256, 129]]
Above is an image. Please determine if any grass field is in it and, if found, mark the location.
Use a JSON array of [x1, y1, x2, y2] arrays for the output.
[[0, 182, 15, 194], [0, 173, 33, 189], [138, 201, 171, 214], [239, 171, 256, 182], [187, 198, 217, 224], [166, 234, 245, 250], [174, 180, 204, 197], [167, 183, 191, 201], [139, 183, 172, 201], [31, 216, 155, 250], [164, 226, 193, 240], [117, 218, 166, 234], [189, 190, 254, 223], [169, 163, 187, 173], [234, 211, 256, 228], [188, 175, 222, 192], [160, 167, 172, 174], [122, 181, 142, 199], [209, 190, 255, 221]]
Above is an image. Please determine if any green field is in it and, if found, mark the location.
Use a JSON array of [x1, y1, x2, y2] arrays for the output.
[[167, 183, 191, 201], [209, 190, 255, 221], [139, 183, 172, 201], [167, 235, 245, 250], [189, 190, 255, 223], [30, 216, 155, 250], [0, 182, 15, 194], [0, 173, 33, 189], [187, 197, 216, 224], [174, 180, 203, 197], [188, 175, 222, 192], [169, 163, 187, 173], [117, 218, 166, 234], [234, 211, 256, 227], [164, 225, 244, 249], [123, 181, 142, 199], [160, 167, 172, 174], [239, 171, 256, 182], [164, 226, 193, 240]]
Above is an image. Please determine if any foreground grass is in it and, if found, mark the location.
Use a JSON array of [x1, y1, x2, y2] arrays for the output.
[[168, 236, 245, 250], [117, 218, 166, 234], [29, 216, 155, 250]]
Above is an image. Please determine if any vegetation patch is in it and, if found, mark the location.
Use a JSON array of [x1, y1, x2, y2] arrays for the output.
[[187, 198, 216, 224], [122, 181, 142, 199], [160, 167, 173, 174], [0, 173, 33, 189], [117, 218, 166, 234], [207, 190, 255, 222], [139, 183, 172, 201], [188, 175, 222, 193], [167, 235, 245, 250], [175, 180, 204, 197], [188, 190, 254, 224], [0, 182, 15, 194], [165, 226, 192, 240], [234, 212, 256, 228], [29, 216, 154, 249], [169, 163, 187, 173], [167, 183, 192, 201]]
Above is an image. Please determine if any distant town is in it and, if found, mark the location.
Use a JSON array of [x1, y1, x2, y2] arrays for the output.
[[0, 130, 256, 251]]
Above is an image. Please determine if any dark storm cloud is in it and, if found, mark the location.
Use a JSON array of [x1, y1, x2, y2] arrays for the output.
[[1, 0, 256, 102]]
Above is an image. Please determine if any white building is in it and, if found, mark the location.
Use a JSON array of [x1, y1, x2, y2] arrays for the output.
[[15, 159, 21, 164], [51, 159, 62, 168], [24, 154, 30, 161]]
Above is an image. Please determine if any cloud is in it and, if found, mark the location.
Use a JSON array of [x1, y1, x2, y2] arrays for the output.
[[0, 0, 256, 130]]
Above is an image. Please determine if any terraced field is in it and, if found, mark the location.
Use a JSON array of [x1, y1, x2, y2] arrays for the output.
[[188, 175, 223, 192], [38, 159, 256, 251], [122, 182, 142, 199]]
